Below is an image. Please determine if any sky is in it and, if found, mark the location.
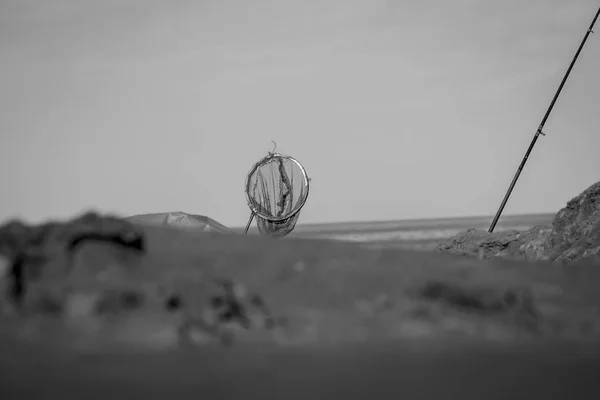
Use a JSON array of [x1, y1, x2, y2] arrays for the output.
[[0, 0, 599, 227]]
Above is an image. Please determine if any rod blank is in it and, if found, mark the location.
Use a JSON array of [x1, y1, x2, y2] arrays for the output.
[[488, 7, 600, 233]]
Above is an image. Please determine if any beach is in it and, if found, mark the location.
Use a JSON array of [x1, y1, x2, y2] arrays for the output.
[[238, 213, 556, 251]]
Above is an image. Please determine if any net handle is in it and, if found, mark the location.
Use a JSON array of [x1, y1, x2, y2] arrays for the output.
[[244, 153, 310, 222], [243, 211, 255, 235]]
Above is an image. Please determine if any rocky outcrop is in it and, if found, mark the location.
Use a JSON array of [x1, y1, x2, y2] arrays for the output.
[[436, 226, 552, 262], [543, 181, 600, 264], [437, 181, 600, 265]]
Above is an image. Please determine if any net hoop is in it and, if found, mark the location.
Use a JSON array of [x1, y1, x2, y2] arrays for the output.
[[244, 152, 310, 222]]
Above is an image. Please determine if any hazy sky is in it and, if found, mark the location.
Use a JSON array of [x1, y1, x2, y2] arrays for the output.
[[1, 0, 599, 227]]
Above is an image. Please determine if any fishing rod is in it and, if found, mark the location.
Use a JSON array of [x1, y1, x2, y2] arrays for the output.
[[488, 6, 600, 233]]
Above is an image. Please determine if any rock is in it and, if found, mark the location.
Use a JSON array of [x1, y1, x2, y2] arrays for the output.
[[0, 254, 8, 279], [516, 226, 553, 260], [0, 211, 145, 311], [2, 206, 600, 351], [545, 181, 600, 264], [0, 211, 144, 259], [0, 254, 11, 316], [437, 181, 600, 265], [0, 212, 285, 348], [0, 220, 33, 259], [436, 226, 551, 261]]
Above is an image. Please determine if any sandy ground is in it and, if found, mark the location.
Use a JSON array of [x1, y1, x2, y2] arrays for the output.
[[1, 223, 600, 398]]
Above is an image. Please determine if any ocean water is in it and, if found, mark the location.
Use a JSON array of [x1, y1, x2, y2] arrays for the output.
[[278, 213, 555, 251]]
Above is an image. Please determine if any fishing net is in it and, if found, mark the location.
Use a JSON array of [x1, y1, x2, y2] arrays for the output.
[[244, 151, 310, 238]]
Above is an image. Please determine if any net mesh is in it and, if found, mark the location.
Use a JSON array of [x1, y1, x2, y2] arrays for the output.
[[246, 153, 309, 238]]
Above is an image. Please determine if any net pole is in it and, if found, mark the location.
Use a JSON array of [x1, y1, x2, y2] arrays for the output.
[[488, 6, 600, 233], [243, 211, 256, 235]]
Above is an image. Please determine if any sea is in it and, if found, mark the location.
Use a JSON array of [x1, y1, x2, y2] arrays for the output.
[[243, 213, 555, 251]]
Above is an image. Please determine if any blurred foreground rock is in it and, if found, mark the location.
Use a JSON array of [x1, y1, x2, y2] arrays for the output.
[[437, 181, 600, 265], [0, 212, 285, 349], [1, 207, 600, 353]]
